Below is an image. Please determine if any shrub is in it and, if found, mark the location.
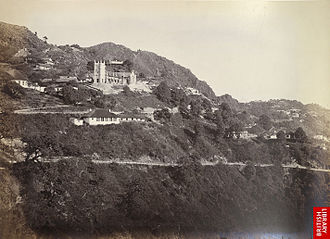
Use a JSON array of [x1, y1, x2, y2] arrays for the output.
[[3, 81, 25, 99]]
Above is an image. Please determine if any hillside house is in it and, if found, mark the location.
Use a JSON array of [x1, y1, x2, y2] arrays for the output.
[[211, 107, 219, 113], [34, 58, 54, 71], [265, 134, 277, 140], [240, 131, 258, 139], [14, 80, 46, 93], [140, 107, 163, 121], [185, 87, 200, 95], [14, 80, 28, 87], [70, 118, 84, 126], [77, 109, 146, 126], [110, 60, 124, 65], [313, 135, 330, 142]]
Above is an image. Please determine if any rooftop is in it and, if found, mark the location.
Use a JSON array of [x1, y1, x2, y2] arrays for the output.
[[86, 109, 118, 118], [84, 109, 145, 119]]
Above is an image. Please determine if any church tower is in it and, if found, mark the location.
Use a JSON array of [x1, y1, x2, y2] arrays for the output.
[[93, 60, 106, 84]]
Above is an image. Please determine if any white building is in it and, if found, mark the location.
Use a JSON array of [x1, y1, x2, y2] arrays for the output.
[[14, 80, 46, 93], [313, 135, 329, 142], [140, 107, 163, 121], [70, 118, 84, 126], [110, 60, 124, 65], [93, 60, 137, 86], [240, 131, 258, 139], [185, 87, 200, 95], [80, 109, 146, 126]]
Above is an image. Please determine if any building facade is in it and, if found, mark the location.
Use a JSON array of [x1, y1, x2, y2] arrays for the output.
[[93, 60, 137, 86], [14, 80, 46, 93], [76, 109, 145, 126]]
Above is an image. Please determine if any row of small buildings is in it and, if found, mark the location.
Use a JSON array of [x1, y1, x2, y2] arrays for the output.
[[14, 80, 46, 92], [71, 109, 148, 126]]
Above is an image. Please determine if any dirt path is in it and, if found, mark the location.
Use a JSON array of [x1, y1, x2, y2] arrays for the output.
[[20, 157, 330, 173], [90, 159, 330, 172], [14, 105, 91, 115], [92, 160, 180, 167]]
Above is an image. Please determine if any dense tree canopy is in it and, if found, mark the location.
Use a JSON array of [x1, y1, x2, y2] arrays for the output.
[[258, 114, 272, 130], [3, 81, 25, 99], [294, 127, 308, 142], [153, 81, 172, 105]]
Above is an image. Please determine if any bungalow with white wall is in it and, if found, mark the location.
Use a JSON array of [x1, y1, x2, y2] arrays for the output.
[[140, 107, 163, 121], [185, 87, 200, 95], [14, 80, 46, 93], [76, 109, 146, 126], [240, 131, 258, 139], [82, 109, 120, 125]]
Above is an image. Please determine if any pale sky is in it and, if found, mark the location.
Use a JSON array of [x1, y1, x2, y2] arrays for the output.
[[0, 0, 329, 108]]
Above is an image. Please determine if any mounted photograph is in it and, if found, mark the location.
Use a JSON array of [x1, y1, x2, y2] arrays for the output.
[[0, 0, 329, 239]]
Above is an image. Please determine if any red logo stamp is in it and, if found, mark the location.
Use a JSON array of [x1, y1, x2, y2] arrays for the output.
[[314, 207, 328, 238]]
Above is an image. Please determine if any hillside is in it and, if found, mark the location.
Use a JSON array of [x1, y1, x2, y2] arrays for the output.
[[0, 21, 216, 98], [87, 43, 215, 97], [0, 22, 47, 62], [241, 99, 330, 138]]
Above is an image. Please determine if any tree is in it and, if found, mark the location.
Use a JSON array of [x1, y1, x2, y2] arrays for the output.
[[171, 88, 188, 107], [45, 85, 57, 95], [242, 161, 256, 180], [190, 99, 203, 117], [21, 114, 70, 161], [193, 120, 204, 140], [0, 113, 22, 139], [153, 81, 171, 104], [294, 127, 307, 142], [219, 103, 233, 125], [258, 114, 272, 130], [123, 60, 133, 71], [276, 130, 286, 140], [154, 108, 172, 122], [224, 119, 243, 139], [70, 44, 81, 49], [94, 96, 116, 109], [123, 85, 134, 96], [3, 81, 25, 99], [87, 61, 94, 71], [202, 98, 212, 113], [237, 111, 249, 122], [62, 85, 86, 105], [178, 104, 190, 119], [43, 36, 48, 43], [214, 111, 225, 138]]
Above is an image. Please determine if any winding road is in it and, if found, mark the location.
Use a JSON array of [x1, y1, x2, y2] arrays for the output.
[[88, 159, 330, 173], [2, 157, 329, 173]]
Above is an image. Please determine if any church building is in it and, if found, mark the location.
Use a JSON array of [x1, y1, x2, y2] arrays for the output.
[[93, 60, 137, 86]]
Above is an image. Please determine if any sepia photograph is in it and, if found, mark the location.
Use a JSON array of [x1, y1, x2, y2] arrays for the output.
[[0, 0, 329, 238]]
